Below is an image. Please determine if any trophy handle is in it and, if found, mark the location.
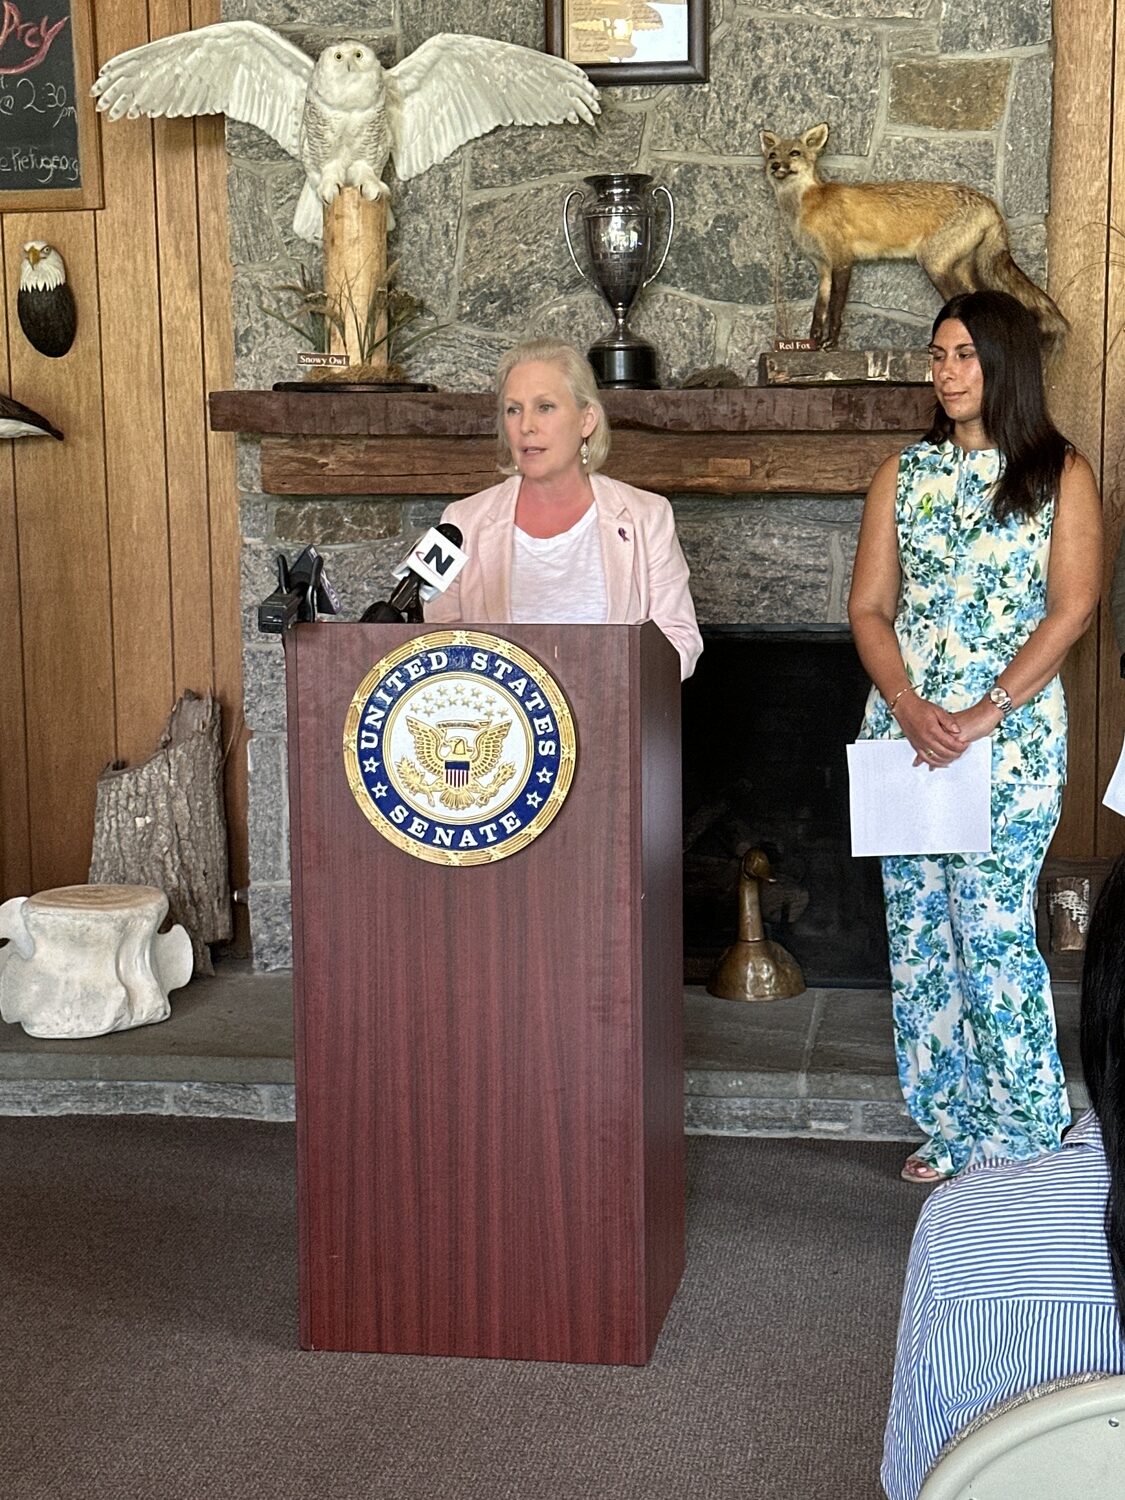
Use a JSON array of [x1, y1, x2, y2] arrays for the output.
[[642, 184, 675, 289], [562, 189, 596, 289]]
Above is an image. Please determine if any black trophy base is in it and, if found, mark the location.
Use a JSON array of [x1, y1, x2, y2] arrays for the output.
[[587, 343, 659, 390]]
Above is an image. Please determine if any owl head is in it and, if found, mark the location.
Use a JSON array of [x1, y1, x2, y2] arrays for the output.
[[311, 40, 382, 104], [20, 242, 67, 292]]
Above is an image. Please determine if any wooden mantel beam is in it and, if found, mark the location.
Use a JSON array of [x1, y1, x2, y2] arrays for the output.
[[208, 385, 935, 497], [252, 430, 915, 496]]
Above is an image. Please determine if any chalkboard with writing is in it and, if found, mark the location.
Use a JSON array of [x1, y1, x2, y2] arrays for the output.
[[0, 0, 101, 209]]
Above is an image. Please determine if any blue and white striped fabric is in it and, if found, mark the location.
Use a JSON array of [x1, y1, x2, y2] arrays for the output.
[[881, 1110, 1125, 1499]]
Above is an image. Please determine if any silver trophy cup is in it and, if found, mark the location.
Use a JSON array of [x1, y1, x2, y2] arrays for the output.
[[562, 172, 675, 389]]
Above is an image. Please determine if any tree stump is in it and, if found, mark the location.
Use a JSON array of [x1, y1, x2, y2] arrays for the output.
[[89, 691, 231, 975]]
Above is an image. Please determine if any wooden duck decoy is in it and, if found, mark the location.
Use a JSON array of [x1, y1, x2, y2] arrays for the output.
[[707, 848, 806, 1002]]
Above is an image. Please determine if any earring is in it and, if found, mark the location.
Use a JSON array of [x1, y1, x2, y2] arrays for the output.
[[580, 438, 590, 467]]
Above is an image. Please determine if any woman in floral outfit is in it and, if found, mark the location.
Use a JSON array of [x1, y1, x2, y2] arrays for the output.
[[848, 290, 1102, 1184]]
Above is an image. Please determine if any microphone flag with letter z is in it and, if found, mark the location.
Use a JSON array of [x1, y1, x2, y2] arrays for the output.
[[391, 527, 468, 601]]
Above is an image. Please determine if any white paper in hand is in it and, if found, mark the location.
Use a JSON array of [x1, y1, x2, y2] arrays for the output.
[[847, 739, 992, 857], [1102, 733, 1125, 817]]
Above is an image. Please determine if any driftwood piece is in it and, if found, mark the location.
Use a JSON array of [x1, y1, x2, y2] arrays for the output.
[[758, 349, 933, 385], [1045, 876, 1092, 953], [89, 691, 231, 976], [1034, 857, 1111, 982]]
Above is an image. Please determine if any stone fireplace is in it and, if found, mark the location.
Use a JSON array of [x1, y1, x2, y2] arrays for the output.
[[683, 627, 889, 988], [219, 0, 1057, 971], [214, 384, 931, 970]]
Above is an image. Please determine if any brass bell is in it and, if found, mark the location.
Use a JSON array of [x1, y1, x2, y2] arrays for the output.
[[707, 848, 806, 1002]]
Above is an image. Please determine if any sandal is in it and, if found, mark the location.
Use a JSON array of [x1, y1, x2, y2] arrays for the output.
[[901, 1154, 951, 1185]]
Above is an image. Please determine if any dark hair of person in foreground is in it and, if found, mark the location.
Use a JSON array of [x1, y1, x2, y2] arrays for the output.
[[1080, 855, 1125, 1335], [924, 289, 1072, 525]]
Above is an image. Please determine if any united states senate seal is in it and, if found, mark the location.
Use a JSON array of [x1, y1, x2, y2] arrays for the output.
[[343, 630, 577, 865]]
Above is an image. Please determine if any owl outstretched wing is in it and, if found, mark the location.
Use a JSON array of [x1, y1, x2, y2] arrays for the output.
[[386, 33, 600, 182], [405, 717, 446, 778], [92, 20, 312, 160], [468, 721, 511, 780]]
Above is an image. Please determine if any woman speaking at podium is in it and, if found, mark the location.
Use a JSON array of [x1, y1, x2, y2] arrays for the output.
[[848, 290, 1102, 1186], [423, 337, 702, 680]]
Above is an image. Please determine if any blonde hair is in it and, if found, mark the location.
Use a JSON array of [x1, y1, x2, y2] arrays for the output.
[[495, 337, 611, 475]]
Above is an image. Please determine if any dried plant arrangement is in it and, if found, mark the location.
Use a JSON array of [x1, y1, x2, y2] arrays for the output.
[[261, 259, 443, 384]]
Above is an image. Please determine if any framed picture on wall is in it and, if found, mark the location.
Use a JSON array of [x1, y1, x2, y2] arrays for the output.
[[546, 0, 709, 86], [0, 0, 103, 211]]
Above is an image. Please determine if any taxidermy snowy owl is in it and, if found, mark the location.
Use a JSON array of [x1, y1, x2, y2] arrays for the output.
[[93, 21, 601, 242]]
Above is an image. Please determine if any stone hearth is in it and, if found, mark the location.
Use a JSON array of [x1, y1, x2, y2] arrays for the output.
[[0, 964, 1086, 1137]]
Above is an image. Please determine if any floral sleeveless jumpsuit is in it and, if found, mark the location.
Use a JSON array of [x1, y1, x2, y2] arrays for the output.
[[858, 439, 1068, 1176]]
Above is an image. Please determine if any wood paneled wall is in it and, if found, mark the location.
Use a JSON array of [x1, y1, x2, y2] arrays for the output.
[[1048, 0, 1125, 858], [0, 0, 245, 913]]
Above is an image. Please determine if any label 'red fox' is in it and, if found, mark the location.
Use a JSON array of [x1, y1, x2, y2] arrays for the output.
[[760, 122, 1068, 357]]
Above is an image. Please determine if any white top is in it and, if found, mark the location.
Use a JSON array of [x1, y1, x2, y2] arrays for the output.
[[509, 504, 608, 625], [425, 473, 704, 679]]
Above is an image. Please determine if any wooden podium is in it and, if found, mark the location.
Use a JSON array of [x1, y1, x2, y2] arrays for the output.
[[285, 621, 685, 1365]]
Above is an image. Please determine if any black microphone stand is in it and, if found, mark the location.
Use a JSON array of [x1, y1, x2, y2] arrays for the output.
[[358, 523, 462, 623], [257, 546, 339, 634], [359, 574, 424, 624]]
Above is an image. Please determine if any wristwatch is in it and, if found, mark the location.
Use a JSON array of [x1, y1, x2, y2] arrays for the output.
[[988, 683, 1014, 717]]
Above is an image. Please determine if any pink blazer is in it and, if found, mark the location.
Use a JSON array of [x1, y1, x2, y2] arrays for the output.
[[423, 473, 703, 679]]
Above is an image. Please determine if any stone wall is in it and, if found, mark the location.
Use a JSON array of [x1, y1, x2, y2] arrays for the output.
[[229, 0, 1055, 967]]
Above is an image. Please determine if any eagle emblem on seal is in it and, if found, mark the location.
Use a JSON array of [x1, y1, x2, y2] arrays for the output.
[[397, 716, 516, 811]]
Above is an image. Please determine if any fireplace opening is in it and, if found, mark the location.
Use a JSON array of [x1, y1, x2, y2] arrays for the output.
[[682, 626, 890, 988]]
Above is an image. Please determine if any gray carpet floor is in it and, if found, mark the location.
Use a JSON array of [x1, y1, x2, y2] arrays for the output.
[[0, 1119, 922, 1500]]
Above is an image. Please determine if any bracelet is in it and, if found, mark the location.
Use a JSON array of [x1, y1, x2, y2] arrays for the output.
[[888, 686, 913, 716]]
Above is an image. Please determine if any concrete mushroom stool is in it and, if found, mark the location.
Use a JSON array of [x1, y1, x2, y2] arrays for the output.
[[0, 884, 193, 1038]]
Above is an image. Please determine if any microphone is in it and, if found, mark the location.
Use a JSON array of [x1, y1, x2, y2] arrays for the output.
[[257, 544, 341, 634], [360, 523, 466, 624]]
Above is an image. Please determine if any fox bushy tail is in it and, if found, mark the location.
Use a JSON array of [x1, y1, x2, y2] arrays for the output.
[[974, 222, 1069, 359]]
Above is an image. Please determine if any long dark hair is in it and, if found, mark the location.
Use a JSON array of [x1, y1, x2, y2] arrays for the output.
[[925, 290, 1071, 524], [1079, 856, 1125, 1337]]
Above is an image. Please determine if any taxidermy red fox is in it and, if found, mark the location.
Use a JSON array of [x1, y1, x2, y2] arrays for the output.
[[760, 123, 1069, 356]]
